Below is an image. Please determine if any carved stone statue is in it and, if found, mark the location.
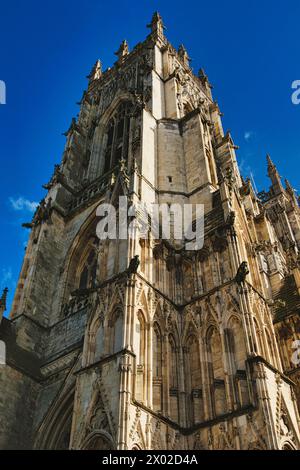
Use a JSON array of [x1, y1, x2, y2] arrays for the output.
[[127, 255, 140, 275], [235, 261, 249, 284]]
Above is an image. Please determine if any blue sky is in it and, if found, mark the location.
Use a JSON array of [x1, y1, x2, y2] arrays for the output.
[[0, 0, 299, 314]]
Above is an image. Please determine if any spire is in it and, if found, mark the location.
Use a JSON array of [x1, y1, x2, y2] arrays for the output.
[[87, 59, 102, 82], [198, 68, 211, 86], [0, 287, 8, 320], [267, 154, 283, 194], [285, 178, 294, 193], [147, 11, 165, 38], [198, 68, 213, 95], [114, 40, 129, 64], [178, 44, 191, 68], [267, 154, 276, 173]]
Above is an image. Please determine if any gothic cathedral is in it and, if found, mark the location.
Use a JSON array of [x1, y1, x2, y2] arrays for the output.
[[1, 13, 300, 450]]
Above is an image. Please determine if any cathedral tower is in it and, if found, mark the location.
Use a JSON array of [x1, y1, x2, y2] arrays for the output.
[[1, 13, 300, 450]]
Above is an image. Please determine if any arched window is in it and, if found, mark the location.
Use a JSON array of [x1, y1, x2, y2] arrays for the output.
[[265, 328, 275, 366], [78, 247, 97, 290], [253, 317, 263, 355], [207, 326, 227, 417], [135, 310, 146, 403], [103, 101, 132, 174], [185, 334, 204, 424], [108, 309, 123, 354], [84, 317, 105, 367], [135, 311, 146, 366], [152, 322, 163, 413], [168, 334, 179, 422], [227, 317, 246, 371], [226, 317, 249, 407]]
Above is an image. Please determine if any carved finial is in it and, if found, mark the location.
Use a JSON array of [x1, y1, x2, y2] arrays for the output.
[[114, 40, 129, 63], [267, 154, 276, 172], [267, 154, 283, 194], [198, 68, 208, 80], [285, 179, 298, 205], [178, 44, 190, 67], [87, 59, 102, 81], [198, 68, 212, 90], [147, 11, 165, 38], [0, 288, 8, 313], [285, 178, 294, 193]]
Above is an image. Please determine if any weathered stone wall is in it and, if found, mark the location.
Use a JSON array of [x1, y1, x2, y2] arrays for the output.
[[0, 365, 39, 449]]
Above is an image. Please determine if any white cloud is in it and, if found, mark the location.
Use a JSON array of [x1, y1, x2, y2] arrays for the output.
[[0, 267, 12, 286], [9, 196, 38, 213], [244, 131, 254, 142]]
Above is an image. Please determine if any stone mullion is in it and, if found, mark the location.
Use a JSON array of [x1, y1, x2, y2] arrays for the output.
[[123, 279, 131, 350], [69, 375, 82, 449], [255, 362, 277, 449], [222, 328, 238, 410], [270, 321, 283, 372], [128, 279, 136, 353], [197, 337, 207, 421], [238, 285, 257, 357], [229, 231, 257, 357], [163, 333, 170, 416], [147, 322, 153, 408], [201, 336, 212, 421], [177, 343, 186, 427], [117, 353, 132, 450], [219, 327, 234, 413], [111, 116, 117, 168]]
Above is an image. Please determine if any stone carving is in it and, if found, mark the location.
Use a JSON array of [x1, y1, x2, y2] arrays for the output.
[[235, 261, 249, 284], [4, 12, 300, 452], [127, 255, 140, 275], [22, 198, 53, 229]]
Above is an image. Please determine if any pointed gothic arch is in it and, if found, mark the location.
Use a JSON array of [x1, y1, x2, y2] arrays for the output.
[[106, 306, 124, 354], [253, 316, 264, 356], [61, 212, 100, 306], [226, 315, 250, 407], [184, 330, 204, 425], [152, 320, 163, 413], [85, 309, 105, 366], [168, 333, 179, 422], [206, 325, 227, 417], [81, 430, 115, 450], [35, 385, 75, 450], [134, 309, 147, 403], [88, 94, 137, 179]]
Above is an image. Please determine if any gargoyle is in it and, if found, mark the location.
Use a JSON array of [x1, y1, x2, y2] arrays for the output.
[[235, 261, 249, 284]]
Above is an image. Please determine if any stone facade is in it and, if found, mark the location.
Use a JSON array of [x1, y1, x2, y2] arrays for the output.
[[1, 12, 300, 450]]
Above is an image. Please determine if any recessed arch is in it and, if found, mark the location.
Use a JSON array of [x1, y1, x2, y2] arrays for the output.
[[61, 211, 101, 305], [35, 385, 75, 450], [81, 430, 115, 450], [152, 320, 163, 413], [184, 330, 204, 424], [88, 94, 137, 179], [206, 325, 227, 417], [281, 440, 296, 450]]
